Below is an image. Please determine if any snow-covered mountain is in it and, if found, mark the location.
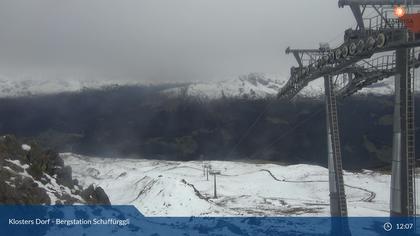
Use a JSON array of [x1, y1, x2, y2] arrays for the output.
[[163, 73, 404, 99], [0, 76, 144, 98], [0, 72, 406, 99], [164, 73, 287, 99], [62, 153, 420, 217], [0, 73, 290, 99]]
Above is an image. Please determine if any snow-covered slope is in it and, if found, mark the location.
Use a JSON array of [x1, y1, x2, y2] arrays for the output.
[[62, 153, 420, 217]]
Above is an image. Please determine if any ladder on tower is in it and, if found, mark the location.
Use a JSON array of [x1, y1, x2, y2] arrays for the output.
[[325, 76, 348, 217], [407, 49, 416, 216]]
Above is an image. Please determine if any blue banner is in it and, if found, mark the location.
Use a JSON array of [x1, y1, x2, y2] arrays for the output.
[[0, 205, 419, 236]]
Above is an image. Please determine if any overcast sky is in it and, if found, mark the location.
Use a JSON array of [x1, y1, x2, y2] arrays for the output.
[[0, 0, 355, 81]]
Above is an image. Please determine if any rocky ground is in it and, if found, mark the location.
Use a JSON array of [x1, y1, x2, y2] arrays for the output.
[[0, 135, 110, 205]]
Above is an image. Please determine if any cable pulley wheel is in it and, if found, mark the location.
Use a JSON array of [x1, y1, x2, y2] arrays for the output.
[[322, 55, 329, 64], [348, 42, 357, 55], [376, 33, 386, 48], [366, 36, 376, 51], [356, 40, 364, 53], [335, 48, 342, 60], [341, 45, 349, 58]]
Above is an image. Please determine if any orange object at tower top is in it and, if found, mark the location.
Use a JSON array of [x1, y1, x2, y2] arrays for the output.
[[394, 5, 407, 17], [394, 5, 420, 33], [399, 13, 420, 33]]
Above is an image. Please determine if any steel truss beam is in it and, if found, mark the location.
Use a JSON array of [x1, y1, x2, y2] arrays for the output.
[[280, 49, 420, 100], [279, 30, 420, 100]]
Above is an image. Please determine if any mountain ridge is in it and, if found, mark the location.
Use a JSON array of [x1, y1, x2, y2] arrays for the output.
[[0, 73, 402, 99]]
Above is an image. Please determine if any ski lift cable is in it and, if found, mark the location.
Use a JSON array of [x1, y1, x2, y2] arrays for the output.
[[227, 9, 378, 160], [248, 106, 325, 159], [228, 39, 348, 159], [227, 28, 354, 159], [226, 98, 278, 158]]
